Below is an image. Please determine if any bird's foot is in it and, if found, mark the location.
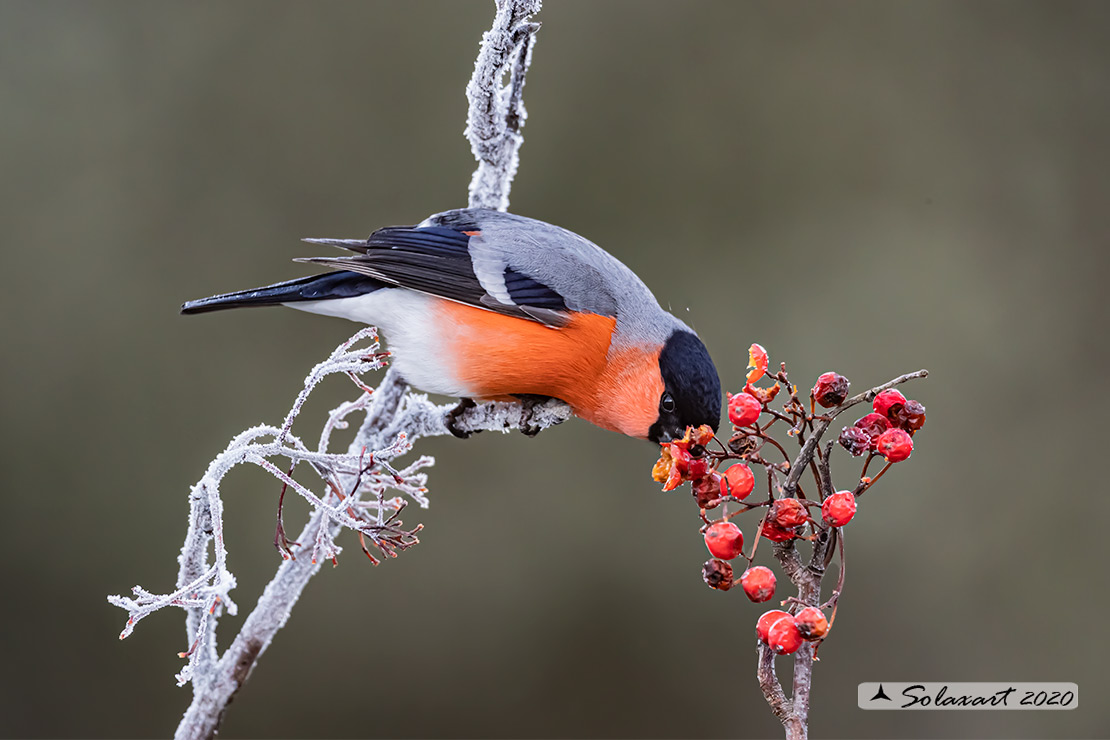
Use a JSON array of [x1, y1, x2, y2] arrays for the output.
[[446, 397, 479, 439], [515, 394, 556, 437]]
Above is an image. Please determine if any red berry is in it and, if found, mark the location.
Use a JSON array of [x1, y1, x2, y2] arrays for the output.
[[671, 444, 709, 479], [721, 463, 755, 500], [760, 519, 797, 542], [769, 498, 809, 529], [768, 615, 804, 655], [728, 392, 762, 427], [821, 491, 856, 527], [876, 428, 913, 462], [812, 372, 850, 408], [854, 412, 891, 447], [704, 521, 744, 560], [838, 426, 870, 457], [740, 566, 776, 602], [692, 473, 724, 509], [896, 399, 926, 432], [757, 610, 790, 644], [702, 558, 734, 591], [873, 389, 907, 422], [794, 607, 829, 640]]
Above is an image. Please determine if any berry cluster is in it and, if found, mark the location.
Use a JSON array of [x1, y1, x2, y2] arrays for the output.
[[651, 344, 927, 656]]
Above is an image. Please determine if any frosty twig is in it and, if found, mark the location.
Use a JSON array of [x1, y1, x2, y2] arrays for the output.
[[108, 3, 548, 738]]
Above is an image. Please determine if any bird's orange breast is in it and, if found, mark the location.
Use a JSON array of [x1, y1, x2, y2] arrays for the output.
[[439, 301, 663, 438]]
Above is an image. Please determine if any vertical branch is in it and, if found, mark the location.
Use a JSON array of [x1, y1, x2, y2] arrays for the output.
[[466, 0, 543, 211], [169, 4, 546, 738]]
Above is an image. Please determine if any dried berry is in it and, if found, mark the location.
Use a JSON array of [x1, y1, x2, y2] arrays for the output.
[[873, 389, 907, 422], [727, 432, 761, 456], [821, 491, 856, 527], [747, 343, 769, 383], [896, 399, 926, 432], [794, 606, 829, 640], [704, 521, 744, 560], [838, 426, 870, 457], [854, 412, 892, 446], [721, 463, 755, 500], [740, 566, 776, 602], [728, 392, 762, 427], [692, 473, 724, 509], [769, 498, 809, 529], [812, 372, 850, 408], [757, 610, 790, 644], [876, 428, 913, 462], [760, 519, 797, 543], [702, 558, 734, 591], [768, 615, 804, 655], [754, 612, 790, 643]]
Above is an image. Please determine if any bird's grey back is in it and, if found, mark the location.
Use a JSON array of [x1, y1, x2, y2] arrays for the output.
[[427, 209, 689, 349]]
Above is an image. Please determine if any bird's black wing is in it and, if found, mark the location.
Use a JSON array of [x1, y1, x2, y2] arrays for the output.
[[300, 222, 570, 327]]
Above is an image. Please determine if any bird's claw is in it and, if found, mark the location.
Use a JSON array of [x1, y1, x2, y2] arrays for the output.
[[516, 394, 554, 437], [446, 397, 478, 439]]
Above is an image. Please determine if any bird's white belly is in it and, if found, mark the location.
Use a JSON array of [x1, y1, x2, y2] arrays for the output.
[[289, 289, 471, 397]]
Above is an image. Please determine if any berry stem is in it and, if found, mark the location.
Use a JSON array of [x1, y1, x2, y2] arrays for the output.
[[855, 462, 893, 497]]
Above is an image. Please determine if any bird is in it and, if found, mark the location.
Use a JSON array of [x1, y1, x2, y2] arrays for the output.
[[182, 208, 721, 443]]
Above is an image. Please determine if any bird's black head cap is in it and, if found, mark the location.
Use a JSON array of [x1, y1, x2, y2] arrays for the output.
[[649, 330, 722, 443]]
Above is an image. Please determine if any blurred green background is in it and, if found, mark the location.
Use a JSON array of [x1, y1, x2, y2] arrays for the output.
[[1, 1, 1107, 737]]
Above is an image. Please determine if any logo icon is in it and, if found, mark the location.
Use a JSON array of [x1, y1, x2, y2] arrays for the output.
[[870, 684, 892, 701]]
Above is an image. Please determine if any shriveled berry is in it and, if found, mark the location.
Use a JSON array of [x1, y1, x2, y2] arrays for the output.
[[769, 498, 809, 529], [721, 463, 755, 500], [727, 432, 761, 456], [702, 558, 734, 591], [873, 389, 907, 422], [692, 473, 723, 509], [740, 566, 776, 602], [704, 521, 744, 560], [812, 372, 850, 408], [838, 426, 870, 457], [854, 412, 891, 446], [794, 606, 829, 640], [768, 615, 804, 655], [760, 519, 797, 542], [876, 428, 913, 462], [728, 392, 762, 427], [896, 399, 926, 432], [757, 610, 790, 644], [822, 491, 856, 527]]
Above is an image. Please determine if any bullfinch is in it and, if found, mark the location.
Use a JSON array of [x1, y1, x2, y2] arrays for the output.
[[182, 209, 721, 442]]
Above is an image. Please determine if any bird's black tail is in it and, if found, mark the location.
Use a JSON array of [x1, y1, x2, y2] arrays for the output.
[[181, 271, 385, 315]]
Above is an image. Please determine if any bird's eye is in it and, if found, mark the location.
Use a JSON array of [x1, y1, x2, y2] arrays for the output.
[[661, 392, 676, 413]]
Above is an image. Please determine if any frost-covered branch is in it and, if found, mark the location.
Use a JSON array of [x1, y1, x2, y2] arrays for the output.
[[110, 3, 550, 737], [110, 328, 567, 739], [466, 0, 542, 211]]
